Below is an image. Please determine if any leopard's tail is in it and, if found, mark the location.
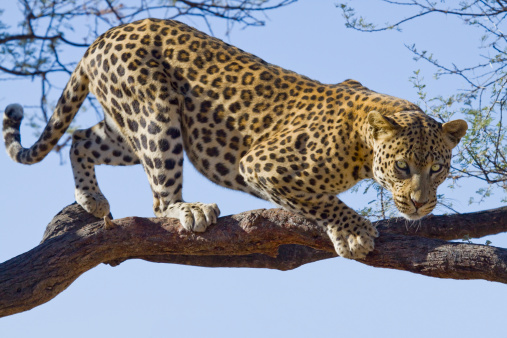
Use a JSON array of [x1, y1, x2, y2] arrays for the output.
[[3, 61, 89, 164]]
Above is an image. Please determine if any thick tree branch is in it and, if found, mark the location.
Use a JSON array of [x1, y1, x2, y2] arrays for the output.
[[0, 203, 506, 318], [377, 206, 507, 240]]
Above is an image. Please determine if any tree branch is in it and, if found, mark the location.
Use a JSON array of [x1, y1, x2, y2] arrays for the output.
[[0, 203, 506, 318]]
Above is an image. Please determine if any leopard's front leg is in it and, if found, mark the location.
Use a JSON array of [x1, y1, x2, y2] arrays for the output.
[[310, 196, 378, 259], [239, 148, 378, 259], [276, 194, 377, 259]]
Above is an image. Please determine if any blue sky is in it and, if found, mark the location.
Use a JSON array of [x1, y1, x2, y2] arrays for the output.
[[1, 1, 506, 337]]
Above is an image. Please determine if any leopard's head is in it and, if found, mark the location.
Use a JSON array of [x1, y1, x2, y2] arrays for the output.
[[367, 110, 468, 220]]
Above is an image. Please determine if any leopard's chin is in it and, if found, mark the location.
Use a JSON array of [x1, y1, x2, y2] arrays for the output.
[[398, 206, 434, 220], [400, 211, 424, 220]]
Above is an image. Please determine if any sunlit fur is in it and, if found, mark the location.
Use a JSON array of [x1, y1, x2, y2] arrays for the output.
[[3, 19, 467, 259]]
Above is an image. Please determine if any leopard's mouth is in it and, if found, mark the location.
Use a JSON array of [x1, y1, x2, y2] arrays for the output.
[[397, 201, 435, 220], [393, 198, 427, 220]]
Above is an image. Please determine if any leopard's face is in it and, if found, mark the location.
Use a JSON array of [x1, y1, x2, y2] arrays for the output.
[[372, 137, 452, 220], [367, 111, 468, 220]]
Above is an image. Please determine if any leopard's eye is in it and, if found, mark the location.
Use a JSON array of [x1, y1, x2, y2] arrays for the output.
[[395, 160, 408, 171], [430, 163, 443, 173]]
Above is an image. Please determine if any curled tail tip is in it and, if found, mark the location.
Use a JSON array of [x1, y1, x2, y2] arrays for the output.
[[5, 104, 24, 121]]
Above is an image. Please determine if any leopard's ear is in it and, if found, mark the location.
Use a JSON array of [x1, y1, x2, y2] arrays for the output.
[[367, 111, 400, 140], [442, 119, 468, 149]]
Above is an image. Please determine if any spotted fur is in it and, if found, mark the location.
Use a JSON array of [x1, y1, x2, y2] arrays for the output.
[[3, 19, 467, 259]]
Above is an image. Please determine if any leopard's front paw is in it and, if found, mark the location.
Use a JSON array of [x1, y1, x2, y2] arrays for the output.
[[327, 218, 378, 259], [75, 190, 110, 218], [161, 202, 220, 232]]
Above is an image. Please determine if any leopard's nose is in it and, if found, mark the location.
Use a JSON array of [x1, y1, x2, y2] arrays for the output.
[[411, 199, 426, 209]]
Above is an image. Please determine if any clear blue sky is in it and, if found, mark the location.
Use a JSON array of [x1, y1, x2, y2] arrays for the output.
[[1, 1, 506, 337]]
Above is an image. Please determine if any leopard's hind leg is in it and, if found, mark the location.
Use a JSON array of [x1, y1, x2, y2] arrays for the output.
[[134, 101, 220, 232], [70, 120, 139, 217]]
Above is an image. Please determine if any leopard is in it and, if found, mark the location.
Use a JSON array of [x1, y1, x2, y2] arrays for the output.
[[3, 18, 468, 259]]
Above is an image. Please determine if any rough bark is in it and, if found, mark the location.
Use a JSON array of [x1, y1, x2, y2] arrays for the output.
[[1, 203, 506, 318]]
